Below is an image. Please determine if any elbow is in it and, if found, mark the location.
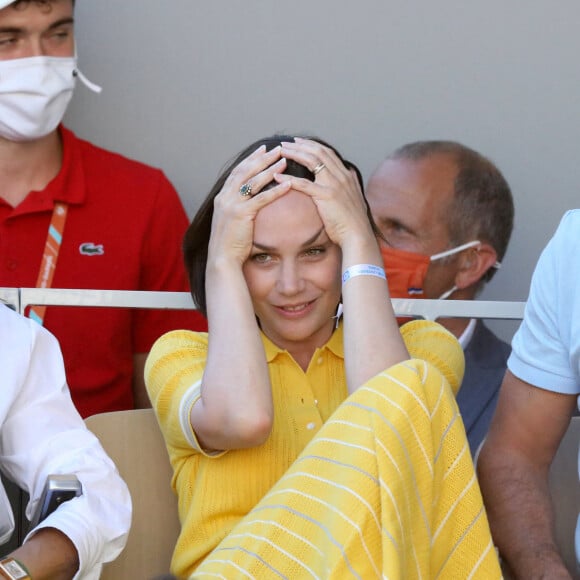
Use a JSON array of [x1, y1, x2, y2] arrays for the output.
[[230, 409, 273, 447], [200, 405, 274, 449]]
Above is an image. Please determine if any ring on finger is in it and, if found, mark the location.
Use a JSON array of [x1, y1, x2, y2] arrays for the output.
[[239, 182, 253, 197], [313, 162, 326, 176]]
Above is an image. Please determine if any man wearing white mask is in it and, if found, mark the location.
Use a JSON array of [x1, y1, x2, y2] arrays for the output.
[[0, 0, 207, 419], [366, 140, 514, 455]]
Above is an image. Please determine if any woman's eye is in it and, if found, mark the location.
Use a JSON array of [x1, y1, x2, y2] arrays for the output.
[[304, 247, 324, 257], [251, 253, 271, 264]]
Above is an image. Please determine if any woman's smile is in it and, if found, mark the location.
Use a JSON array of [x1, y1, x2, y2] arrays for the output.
[[274, 299, 316, 316]]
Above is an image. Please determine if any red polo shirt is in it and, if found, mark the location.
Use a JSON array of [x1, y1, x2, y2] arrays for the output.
[[0, 126, 207, 417]]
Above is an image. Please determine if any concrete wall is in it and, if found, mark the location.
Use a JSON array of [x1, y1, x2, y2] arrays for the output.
[[66, 0, 580, 340]]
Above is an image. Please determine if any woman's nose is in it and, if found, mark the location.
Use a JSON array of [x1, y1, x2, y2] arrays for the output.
[[276, 262, 305, 295]]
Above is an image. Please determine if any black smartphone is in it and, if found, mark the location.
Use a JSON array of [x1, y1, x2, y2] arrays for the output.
[[30, 474, 82, 528]]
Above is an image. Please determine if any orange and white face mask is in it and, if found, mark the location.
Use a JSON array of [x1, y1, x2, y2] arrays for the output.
[[380, 240, 494, 300]]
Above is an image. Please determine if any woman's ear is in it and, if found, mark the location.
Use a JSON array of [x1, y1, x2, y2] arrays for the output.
[[453, 242, 498, 290]]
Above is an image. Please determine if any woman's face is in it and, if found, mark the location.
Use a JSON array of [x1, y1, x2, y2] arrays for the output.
[[243, 190, 342, 355]]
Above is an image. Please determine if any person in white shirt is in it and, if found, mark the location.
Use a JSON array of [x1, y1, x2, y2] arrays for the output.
[[0, 304, 131, 580], [478, 210, 580, 578]]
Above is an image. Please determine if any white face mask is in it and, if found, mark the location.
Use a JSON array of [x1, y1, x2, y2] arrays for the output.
[[0, 54, 101, 142]]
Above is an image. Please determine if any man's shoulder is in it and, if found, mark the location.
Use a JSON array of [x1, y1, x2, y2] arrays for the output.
[[546, 209, 580, 256], [0, 304, 33, 339], [560, 209, 580, 228], [0, 305, 56, 361], [63, 126, 167, 182]]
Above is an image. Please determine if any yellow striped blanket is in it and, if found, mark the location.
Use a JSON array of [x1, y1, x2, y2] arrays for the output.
[[191, 357, 501, 579]]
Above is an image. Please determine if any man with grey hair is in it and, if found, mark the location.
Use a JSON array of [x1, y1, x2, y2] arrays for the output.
[[366, 140, 514, 455]]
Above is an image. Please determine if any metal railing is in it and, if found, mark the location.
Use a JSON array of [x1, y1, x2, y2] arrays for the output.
[[1, 287, 527, 321], [0, 288, 20, 312]]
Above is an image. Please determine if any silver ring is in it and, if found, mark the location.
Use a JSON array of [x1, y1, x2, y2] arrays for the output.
[[313, 162, 326, 176], [239, 182, 253, 197]]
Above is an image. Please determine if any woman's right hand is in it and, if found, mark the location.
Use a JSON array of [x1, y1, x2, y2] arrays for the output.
[[197, 145, 292, 451], [209, 145, 292, 266]]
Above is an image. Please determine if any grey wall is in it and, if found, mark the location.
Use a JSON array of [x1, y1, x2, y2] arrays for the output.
[[66, 1, 580, 341]]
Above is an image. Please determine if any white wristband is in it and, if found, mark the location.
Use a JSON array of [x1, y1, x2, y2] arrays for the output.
[[342, 264, 386, 284]]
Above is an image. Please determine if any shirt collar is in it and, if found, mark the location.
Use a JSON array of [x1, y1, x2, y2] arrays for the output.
[[457, 317, 477, 349], [46, 125, 86, 205], [0, 125, 85, 217], [262, 322, 345, 363]]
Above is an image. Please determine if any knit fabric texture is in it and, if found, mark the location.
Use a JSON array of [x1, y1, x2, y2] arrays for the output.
[[400, 319, 465, 396], [146, 320, 498, 578], [146, 326, 347, 576], [191, 358, 498, 578]]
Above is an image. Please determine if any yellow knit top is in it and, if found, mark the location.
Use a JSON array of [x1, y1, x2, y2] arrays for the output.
[[145, 325, 353, 577], [145, 321, 467, 578]]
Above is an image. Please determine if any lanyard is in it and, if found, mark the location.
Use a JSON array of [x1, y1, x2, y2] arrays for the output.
[[29, 202, 68, 326]]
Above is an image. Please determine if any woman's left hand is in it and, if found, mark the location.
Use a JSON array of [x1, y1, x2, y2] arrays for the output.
[[277, 138, 374, 249]]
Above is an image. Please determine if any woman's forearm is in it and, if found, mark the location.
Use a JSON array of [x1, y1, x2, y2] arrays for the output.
[[191, 259, 273, 450], [341, 237, 408, 393], [9, 528, 79, 580]]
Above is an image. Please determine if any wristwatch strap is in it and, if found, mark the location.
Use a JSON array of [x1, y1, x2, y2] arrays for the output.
[[0, 558, 31, 580]]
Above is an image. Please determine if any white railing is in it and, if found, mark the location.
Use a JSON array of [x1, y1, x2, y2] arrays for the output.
[[19, 288, 195, 312], [1, 287, 526, 321], [0, 287, 20, 312]]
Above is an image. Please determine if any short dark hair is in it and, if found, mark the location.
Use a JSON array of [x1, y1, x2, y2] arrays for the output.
[[184, 135, 368, 317], [389, 140, 514, 284]]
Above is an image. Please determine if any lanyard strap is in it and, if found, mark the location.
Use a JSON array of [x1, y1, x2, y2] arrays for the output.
[[29, 202, 69, 326]]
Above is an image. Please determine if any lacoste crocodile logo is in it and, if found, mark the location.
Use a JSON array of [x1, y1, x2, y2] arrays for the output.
[[79, 242, 104, 256]]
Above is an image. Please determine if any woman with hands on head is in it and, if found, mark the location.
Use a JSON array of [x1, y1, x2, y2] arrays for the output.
[[145, 135, 501, 579], [184, 135, 407, 451]]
